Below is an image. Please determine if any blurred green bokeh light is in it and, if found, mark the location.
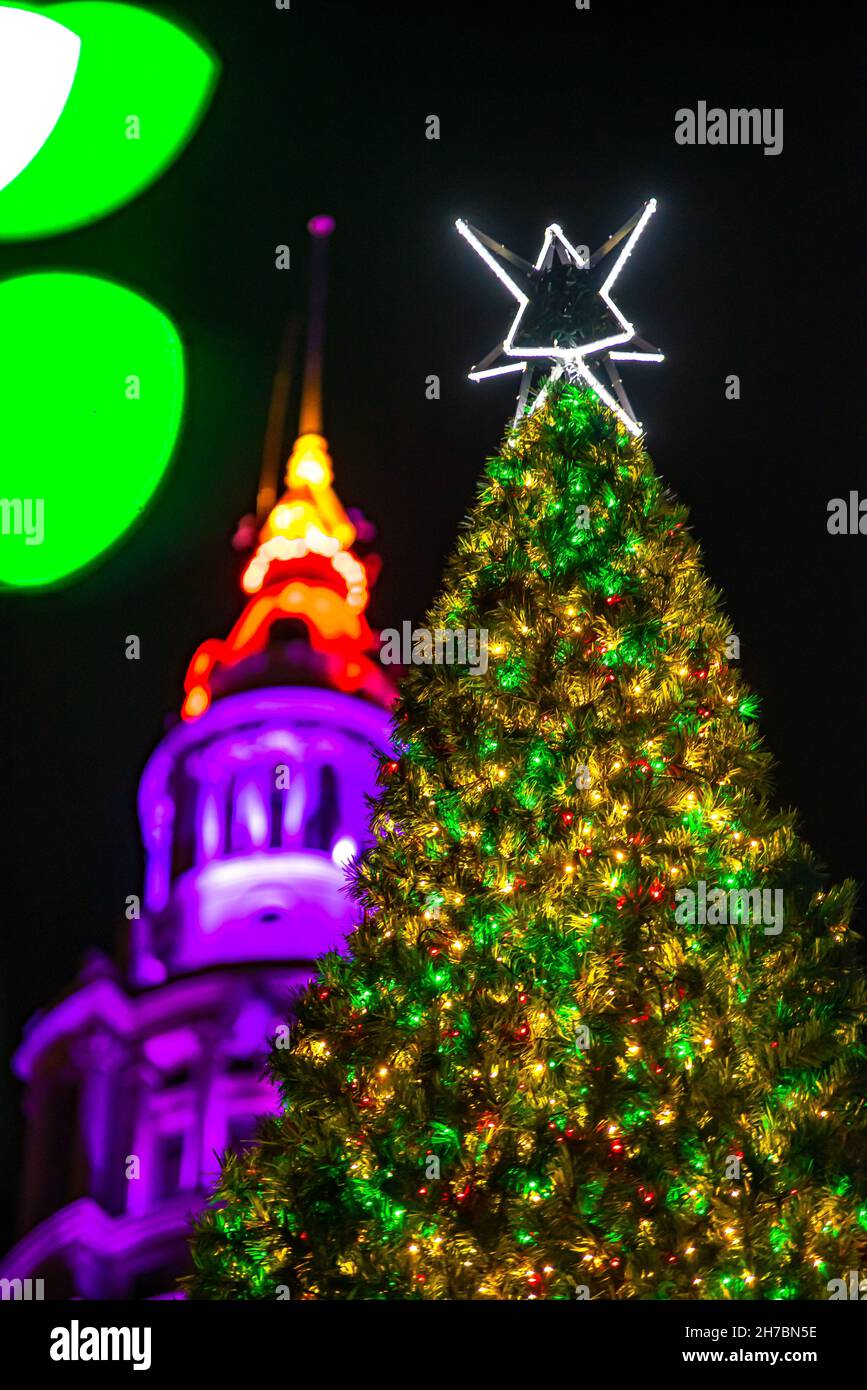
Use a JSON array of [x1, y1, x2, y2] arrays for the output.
[[0, 272, 185, 588], [0, 1, 219, 239]]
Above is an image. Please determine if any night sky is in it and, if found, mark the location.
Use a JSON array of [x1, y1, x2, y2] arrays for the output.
[[1, 0, 863, 1248]]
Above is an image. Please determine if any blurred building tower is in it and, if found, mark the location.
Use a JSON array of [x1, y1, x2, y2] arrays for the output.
[[0, 219, 394, 1299]]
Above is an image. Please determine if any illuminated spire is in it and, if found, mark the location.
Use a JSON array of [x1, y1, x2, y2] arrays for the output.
[[242, 214, 358, 597], [299, 213, 334, 438], [182, 216, 390, 722]]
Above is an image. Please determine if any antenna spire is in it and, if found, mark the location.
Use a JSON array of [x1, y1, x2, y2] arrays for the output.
[[254, 216, 337, 524], [299, 214, 335, 436]]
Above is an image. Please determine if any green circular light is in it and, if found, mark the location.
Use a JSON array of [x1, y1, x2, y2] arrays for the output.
[[0, 271, 185, 588], [0, 1, 219, 239]]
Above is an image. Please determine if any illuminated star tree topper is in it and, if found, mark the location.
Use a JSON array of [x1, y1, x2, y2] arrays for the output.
[[456, 198, 662, 434]]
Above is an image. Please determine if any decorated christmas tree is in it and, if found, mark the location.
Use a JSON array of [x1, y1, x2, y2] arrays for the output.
[[186, 204, 866, 1300]]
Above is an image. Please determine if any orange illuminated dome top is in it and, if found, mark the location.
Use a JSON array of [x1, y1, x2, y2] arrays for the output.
[[181, 432, 387, 722], [240, 432, 366, 608]]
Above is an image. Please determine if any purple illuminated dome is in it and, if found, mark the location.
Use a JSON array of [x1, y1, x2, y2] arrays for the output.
[[0, 223, 395, 1300]]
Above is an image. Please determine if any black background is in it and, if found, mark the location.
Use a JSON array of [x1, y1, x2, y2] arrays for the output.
[[0, 0, 863, 1250]]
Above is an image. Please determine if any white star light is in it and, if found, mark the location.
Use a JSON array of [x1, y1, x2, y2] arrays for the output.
[[456, 199, 662, 435]]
